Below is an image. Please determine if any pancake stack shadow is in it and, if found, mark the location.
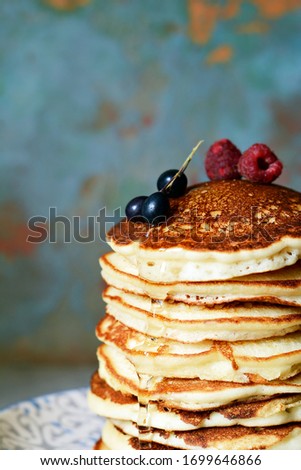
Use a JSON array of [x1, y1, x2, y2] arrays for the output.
[[88, 180, 301, 450]]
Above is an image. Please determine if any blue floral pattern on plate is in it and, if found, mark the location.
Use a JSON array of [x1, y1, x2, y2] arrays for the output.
[[0, 388, 104, 450]]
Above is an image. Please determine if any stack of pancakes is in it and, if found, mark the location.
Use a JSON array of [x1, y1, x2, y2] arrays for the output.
[[89, 179, 301, 450]]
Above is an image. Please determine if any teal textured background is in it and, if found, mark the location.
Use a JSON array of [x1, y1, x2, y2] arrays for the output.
[[1, 0, 301, 366]]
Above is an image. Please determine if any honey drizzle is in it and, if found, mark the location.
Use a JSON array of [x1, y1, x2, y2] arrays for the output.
[[136, 297, 165, 449]]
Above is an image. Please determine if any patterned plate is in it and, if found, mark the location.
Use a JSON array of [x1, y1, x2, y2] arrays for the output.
[[0, 388, 104, 450]]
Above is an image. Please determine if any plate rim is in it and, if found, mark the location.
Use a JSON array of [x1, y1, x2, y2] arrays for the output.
[[0, 386, 103, 450]]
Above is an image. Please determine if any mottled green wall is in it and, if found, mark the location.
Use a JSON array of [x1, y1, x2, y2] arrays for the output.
[[1, 0, 301, 364]]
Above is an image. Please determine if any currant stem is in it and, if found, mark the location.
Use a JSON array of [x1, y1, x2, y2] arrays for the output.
[[161, 140, 204, 193]]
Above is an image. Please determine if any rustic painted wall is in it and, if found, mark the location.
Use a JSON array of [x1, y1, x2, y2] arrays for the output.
[[1, 0, 301, 364]]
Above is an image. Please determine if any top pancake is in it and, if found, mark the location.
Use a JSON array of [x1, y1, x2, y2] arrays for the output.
[[107, 180, 301, 281]]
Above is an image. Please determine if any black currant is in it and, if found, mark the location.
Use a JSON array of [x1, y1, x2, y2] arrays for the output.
[[141, 192, 170, 224], [157, 169, 187, 198], [125, 195, 148, 221]]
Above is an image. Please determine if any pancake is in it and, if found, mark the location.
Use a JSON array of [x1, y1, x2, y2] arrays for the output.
[[91, 178, 301, 450], [103, 286, 301, 341], [99, 421, 176, 449], [94, 436, 174, 450], [96, 315, 301, 382], [94, 439, 109, 450], [101, 252, 301, 306], [89, 372, 301, 430], [102, 419, 301, 450], [97, 344, 301, 411], [107, 180, 301, 281]]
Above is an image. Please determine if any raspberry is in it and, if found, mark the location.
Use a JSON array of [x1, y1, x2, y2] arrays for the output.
[[238, 143, 283, 183], [205, 139, 242, 181]]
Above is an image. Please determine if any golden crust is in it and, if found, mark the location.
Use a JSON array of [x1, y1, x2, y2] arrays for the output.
[[108, 180, 301, 252], [90, 371, 136, 405], [161, 422, 301, 448]]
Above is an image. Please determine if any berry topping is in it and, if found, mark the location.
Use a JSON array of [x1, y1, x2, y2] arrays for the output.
[[141, 192, 170, 224], [124, 140, 203, 225], [125, 195, 148, 221], [205, 138, 242, 181], [157, 169, 188, 197], [238, 143, 283, 183]]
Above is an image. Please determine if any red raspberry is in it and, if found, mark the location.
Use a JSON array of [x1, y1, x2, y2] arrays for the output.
[[238, 143, 283, 183], [205, 139, 242, 181]]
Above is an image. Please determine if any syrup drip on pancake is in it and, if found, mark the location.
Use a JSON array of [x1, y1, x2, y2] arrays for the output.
[[136, 298, 166, 448], [136, 376, 152, 448]]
